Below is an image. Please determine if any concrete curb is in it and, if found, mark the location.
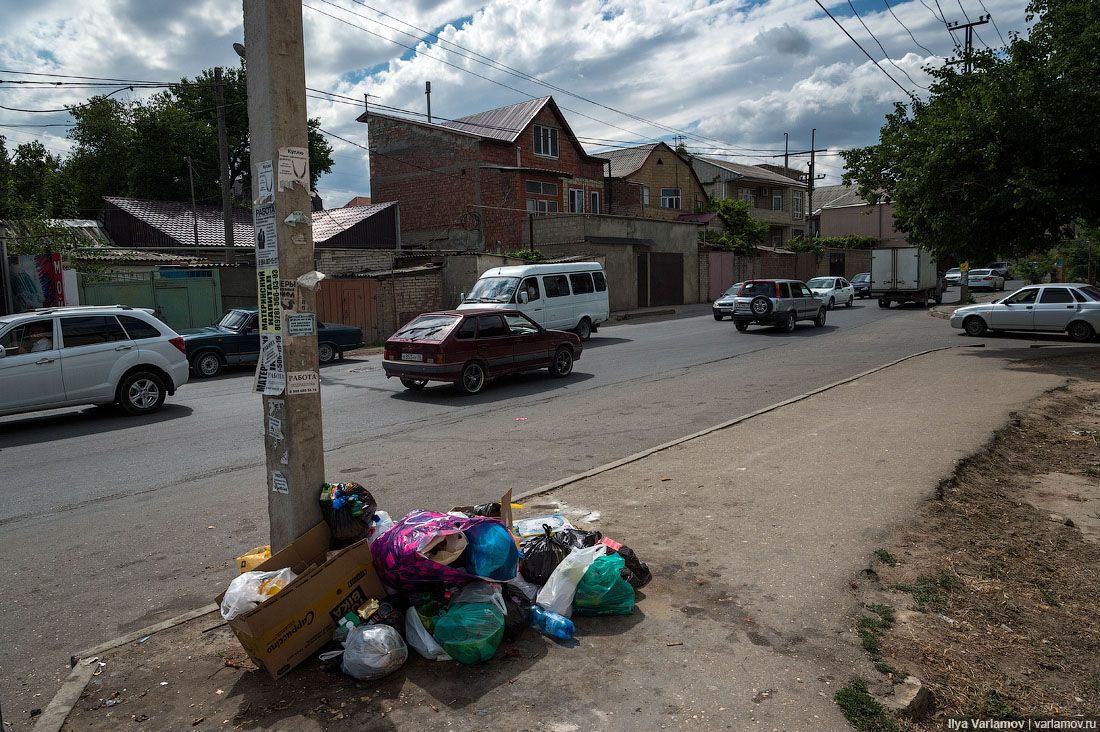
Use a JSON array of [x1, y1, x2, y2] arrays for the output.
[[35, 344, 978, 731], [611, 308, 677, 322]]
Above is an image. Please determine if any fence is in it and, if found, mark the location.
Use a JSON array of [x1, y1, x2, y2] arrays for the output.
[[77, 269, 222, 331]]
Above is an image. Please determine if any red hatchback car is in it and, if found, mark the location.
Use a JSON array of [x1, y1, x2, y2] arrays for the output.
[[382, 309, 582, 394]]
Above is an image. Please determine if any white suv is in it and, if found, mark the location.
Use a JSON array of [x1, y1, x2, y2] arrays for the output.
[[0, 305, 190, 417]]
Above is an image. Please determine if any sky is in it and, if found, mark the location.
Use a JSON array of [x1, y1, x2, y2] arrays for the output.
[[0, 0, 1033, 209]]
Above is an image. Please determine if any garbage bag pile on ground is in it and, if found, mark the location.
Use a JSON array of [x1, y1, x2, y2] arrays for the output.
[[219, 482, 651, 682]]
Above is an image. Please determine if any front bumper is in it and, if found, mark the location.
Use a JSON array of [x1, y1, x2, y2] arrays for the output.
[[382, 359, 463, 382]]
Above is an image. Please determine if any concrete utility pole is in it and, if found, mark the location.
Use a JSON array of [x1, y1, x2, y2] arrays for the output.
[[215, 66, 235, 264], [946, 16, 990, 73], [185, 156, 200, 247], [243, 0, 325, 551]]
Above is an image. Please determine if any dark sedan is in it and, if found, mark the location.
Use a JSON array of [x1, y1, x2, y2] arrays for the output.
[[851, 272, 871, 298], [382, 309, 581, 395], [182, 308, 364, 377]]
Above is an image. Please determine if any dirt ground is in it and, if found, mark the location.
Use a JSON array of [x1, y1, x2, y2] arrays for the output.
[[853, 354, 1100, 726]]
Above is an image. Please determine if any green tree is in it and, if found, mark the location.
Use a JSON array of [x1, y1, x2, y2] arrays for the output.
[[1, 139, 75, 219], [701, 198, 769, 255], [842, 0, 1099, 264]]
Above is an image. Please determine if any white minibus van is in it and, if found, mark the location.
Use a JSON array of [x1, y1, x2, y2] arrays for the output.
[[457, 262, 609, 340]]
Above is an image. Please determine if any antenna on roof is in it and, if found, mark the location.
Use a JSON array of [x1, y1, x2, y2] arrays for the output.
[[425, 81, 432, 124]]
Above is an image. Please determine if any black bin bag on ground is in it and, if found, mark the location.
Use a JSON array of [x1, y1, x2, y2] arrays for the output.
[[520, 525, 569, 585]]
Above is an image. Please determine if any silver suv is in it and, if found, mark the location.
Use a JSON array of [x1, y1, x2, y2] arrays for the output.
[[0, 305, 190, 417], [732, 279, 827, 333]]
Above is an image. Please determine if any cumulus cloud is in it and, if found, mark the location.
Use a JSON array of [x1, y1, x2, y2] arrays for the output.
[[0, 0, 1032, 205]]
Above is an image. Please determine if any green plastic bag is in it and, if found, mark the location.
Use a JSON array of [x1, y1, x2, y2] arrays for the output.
[[431, 602, 504, 665], [573, 554, 635, 616]]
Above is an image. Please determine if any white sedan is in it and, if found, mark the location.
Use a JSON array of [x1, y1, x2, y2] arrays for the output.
[[806, 277, 855, 309], [966, 269, 1006, 291]]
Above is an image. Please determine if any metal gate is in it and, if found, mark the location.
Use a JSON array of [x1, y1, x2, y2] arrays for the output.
[[709, 251, 735, 299], [316, 277, 383, 344], [78, 270, 222, 331], [637, 252, 684, 307]]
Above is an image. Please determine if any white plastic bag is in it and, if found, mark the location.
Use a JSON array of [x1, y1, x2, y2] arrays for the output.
[[452, 581, 507, 615], [341, 624, 408, 680], [536, 544, 606, 617], [220, 568, 297, 620], [405, 608, 451, 661], [368, 511, 394, 544]]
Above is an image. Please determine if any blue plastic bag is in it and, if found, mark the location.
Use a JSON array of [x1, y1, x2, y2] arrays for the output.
[[463, 521, 520, 581]]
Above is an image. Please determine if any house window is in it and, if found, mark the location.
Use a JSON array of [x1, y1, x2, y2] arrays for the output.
[[739, 189, 755, 207], [792, 228, 804, 239], [526, 199, 559, 215], [641, 187, 650, 206], [660, 187, 681, 209], [590, 191, 600, 213], [533, 124, 558, 158], [792, 191, 803, 220], [568, 188, 584, 213], [525, 180, 557, 196], [772, 191, 783, 211], [771, 231, 783, 247]]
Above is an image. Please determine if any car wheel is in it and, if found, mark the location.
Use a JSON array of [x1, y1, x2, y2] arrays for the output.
[[573, 318, 592, 341], [827, 297, 835, 310], [118, 371, 167, 416], [192, 350, 222, 378], [782, 311, 797, 333], [963, 316, 988, 337], [734, 321, 749, 332], [318, 342, 337, 364], [814, 308, 827, 327], [549, 346, 574, 378], [878, 298, 890, 308], [845, 295, 853, 308], [457, 361, 487, 395], [750, 296, 773, 317], [713, 313, 724, 321], [400, 377, 428, 390], [1067, 320, 1096, 343]]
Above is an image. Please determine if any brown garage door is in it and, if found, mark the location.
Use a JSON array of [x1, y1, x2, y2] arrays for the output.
[[647, 252, 684, 307]]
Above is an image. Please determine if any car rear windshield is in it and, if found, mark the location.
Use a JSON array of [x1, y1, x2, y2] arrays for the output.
[[1077, 286, 1100, 301], [807, 278, 832, 288], [738, 281, 776, 296], [969, 269, 992, 275], [392, 314, 458, 341], [219, 310, 252, 330]]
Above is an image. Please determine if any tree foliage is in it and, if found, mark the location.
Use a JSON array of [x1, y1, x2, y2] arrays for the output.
[[700, 198, 769, 255], [787, 234, 878, 253], [842, 0, 1099, 264]]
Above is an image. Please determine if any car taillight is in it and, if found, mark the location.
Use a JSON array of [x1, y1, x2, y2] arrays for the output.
[[983, 276, 993, 280], [169, 336, 186, 355], [774, 282, 781, 297], [434, 354, 445, 364], [383, 349, 392, 360]]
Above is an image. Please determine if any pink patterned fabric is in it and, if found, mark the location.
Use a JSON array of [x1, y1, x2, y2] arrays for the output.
[[370, 511, 513, 590]]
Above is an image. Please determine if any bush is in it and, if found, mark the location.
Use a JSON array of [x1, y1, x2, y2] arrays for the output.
[[503, 249, 545, 262]]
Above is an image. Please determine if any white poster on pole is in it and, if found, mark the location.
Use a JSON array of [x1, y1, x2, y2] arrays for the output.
[[254, 334, 285, 396], [277, 146, 309, 191], [253, 202, 278, 268], [255, 160, 274, 204], [286, 371, 320, 394]]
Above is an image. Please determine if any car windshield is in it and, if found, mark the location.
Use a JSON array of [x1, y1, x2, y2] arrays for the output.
[[947, 268, 960, 274], [722, 283, 743, 296], [464, 277, 520, 303], [392, 314, 458, 341], [807, 278, 833, 288], [969, 269, 991, 276], [852, 274, 869, 282], [738, 281, 776, 296], [1078, 286, 1100, 301], [219, 310, 252, 331]]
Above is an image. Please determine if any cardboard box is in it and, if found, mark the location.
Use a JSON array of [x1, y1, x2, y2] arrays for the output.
[[216, 521, 385, 679], [452, 489, 514, 528]]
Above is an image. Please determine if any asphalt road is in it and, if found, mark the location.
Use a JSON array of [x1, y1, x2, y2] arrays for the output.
[[0, 287, 1010, 723]]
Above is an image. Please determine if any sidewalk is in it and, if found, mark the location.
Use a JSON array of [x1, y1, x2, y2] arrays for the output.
[[52, 346, 1078, 731], [929, 288, 1005, 320]]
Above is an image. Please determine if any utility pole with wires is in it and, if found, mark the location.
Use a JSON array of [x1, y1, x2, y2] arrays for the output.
[[946, 15, 990, 73], [215, 66, 235, 264], [184, 156, 200, 247], [242, 0, 325, 550], [806, 128, 826, 238]]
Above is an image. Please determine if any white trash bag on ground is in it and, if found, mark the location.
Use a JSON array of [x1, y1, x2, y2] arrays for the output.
[[535, 544, 606, 617], [220, 568, 297, 620], [341, 624, 408, 680], [405, 609, 451, 661]]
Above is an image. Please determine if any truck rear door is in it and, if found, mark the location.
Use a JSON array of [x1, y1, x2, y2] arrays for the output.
[[895, 248, 920, 290], [870, 249, 895, 292]]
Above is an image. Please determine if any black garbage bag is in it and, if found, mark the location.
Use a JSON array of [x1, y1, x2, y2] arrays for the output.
[[519, 525, 569, 585], [557, 528, 603, 551], [615, 544, 652, 589], [319, 482, 377, 545], [501, 584, 532, 641]]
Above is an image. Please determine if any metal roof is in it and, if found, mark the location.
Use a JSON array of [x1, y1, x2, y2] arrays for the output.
[[438, 97, 551, 142], [603, 144, 659, 178], [814, 185, 871, 211], [697, 158, 808, 188]]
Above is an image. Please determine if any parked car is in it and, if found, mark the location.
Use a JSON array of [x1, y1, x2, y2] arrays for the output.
[[182, 308, 364, 377], [712, 282, 744, 320], [987, 261, 1012, 278], [731, 279, 827, 333], [382, 309, 581, 395], [851, 272, 871, 298], [944, 268, 962, 287], [949, 284, 1100, 342], [807, 276, 855, 309], [0, 305, 189, 417], [966, 269, 1006, 291], [457, 262, 608, 341]]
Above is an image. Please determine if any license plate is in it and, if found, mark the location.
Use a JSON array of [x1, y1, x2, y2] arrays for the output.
[[400, 353, 423, 362]]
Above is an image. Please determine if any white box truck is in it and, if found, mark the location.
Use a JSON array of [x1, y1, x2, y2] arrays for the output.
[[870, 247, 943, 308]]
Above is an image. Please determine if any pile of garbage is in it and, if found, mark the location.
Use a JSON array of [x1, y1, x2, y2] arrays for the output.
[[217, 483, 650, 682]]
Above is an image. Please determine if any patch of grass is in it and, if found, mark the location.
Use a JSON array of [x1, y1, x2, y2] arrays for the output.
[[834, 678, 902, 732], [973, 690, 1021, 720], [856, 604, 897, 657], [873, 661, 909, 681], [874, 549, 898, 567], [895, 571, 960, 612], [1037, 586, 1060, 607], [868, 603, 896, 624]]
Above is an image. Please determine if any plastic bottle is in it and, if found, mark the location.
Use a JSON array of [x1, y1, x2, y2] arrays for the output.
[[528, 604, 575, 641]]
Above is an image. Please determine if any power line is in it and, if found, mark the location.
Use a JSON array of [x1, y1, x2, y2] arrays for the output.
[[954, 0, 990, 48], [0, 69, 174, 85], [845, 0, 929, 90], [0, 85, 135, 113], [974, 0, 1007, 46], [813, 0, 915, 98], [931, 0, 963, 50], [316, 126, 471, 182], [881, 0, 941, 57]]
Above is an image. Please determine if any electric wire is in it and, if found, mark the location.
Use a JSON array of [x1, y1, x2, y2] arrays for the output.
[[845, 0, 929, 89]]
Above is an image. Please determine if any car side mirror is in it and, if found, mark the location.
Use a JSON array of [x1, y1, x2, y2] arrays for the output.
[[517, 290, 529, 304]]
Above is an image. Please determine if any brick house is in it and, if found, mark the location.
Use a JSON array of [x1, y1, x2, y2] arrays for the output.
[[359, 96, 608, 250], [604, 142, 708, 220], [812, 184, 907, 246], [687, 157, 809, 246]]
